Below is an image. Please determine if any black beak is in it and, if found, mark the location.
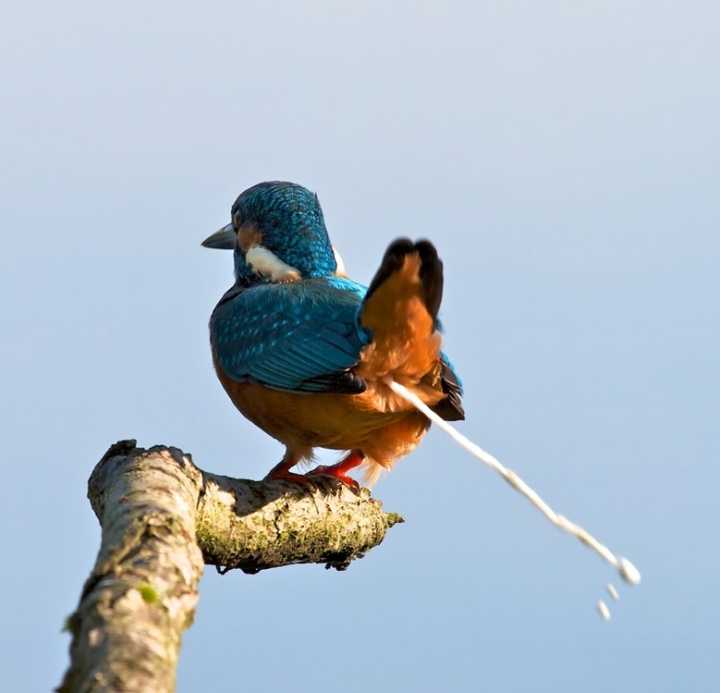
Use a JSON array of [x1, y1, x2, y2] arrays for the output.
[[202, 223, 236, 249]]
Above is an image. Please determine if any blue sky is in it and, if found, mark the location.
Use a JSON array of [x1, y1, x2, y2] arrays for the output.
[[1, 2, 718, 691]]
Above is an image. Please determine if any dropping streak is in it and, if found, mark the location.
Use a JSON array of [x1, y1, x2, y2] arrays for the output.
[[385, 378, 642, 589]]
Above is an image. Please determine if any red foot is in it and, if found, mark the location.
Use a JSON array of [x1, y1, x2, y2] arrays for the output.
[[306, 450, 365, 490], [307, 466, 360, 489], [265, 460, 314, 486]]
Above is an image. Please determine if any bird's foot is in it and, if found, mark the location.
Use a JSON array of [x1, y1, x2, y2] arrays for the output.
[[306, 450, 365, 490], [307, 465, 360, 490], [265, 461, 314, 486]]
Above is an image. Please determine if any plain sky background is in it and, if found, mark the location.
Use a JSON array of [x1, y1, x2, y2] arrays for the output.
[[2, 1, 718, 691]]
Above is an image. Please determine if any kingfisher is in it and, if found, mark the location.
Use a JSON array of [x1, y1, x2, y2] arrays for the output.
[[203, 181, 464, 487]]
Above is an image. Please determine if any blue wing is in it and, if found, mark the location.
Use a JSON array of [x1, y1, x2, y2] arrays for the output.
[[210, 277, 371, 394]]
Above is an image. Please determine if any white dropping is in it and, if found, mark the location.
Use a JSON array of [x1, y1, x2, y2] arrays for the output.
[[597, 600, 611, 621], [384, 377, 642, 619], [333, 246, 347, 276], [246, 245, 301, 282], [607, 584, 620, 601], [618, 557, 642, 585]]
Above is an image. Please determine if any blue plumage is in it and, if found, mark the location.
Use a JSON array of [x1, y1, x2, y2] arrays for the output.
[[210, 273, 463, 399], [210, 279, 371, 394], [231, 182, 337, 282]]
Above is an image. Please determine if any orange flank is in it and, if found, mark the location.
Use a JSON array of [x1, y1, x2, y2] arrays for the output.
[[215, 367, 430, 483]]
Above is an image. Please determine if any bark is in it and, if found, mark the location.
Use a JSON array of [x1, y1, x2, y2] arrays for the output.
[[59, 440, 402, 693]]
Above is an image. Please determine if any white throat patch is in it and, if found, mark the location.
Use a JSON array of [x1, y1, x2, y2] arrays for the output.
[[332, 246, 347, 276], [245, 245, 301, 282]]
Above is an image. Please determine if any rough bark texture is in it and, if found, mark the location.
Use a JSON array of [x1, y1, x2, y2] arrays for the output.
[[59, 440, 402, 693]]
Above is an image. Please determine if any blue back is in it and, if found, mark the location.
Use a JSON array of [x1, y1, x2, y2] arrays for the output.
[[211, 274, 463, 398], [211, 277, 371, 393]]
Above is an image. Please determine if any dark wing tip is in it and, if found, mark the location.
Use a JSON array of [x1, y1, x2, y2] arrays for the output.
[[365, 237, 444, 320], [300, 370, 367, 394], [431, 398, 465, 421], [431, 357, 465, 421]]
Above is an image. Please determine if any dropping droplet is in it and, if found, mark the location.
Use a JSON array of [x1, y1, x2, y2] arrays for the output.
[[618, 557, 641, 585], [597, 600, 611, 621], [607, 584, 620, 601]]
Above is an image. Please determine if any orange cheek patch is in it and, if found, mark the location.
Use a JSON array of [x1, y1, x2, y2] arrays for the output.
[[236, 223, 264, 251]]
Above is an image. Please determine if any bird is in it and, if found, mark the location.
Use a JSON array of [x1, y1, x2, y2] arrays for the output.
[[203, 181, 464, 487]]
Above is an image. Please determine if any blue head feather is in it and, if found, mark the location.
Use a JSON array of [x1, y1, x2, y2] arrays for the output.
[[230, 182, 336, 283]]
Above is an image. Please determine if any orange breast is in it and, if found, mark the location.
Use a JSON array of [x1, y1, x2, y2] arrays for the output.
[[215, 360, 431, 470]]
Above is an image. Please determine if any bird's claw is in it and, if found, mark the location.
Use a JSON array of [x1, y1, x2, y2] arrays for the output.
[[307, 465, 360, 490], [265, 467, 315, 486]]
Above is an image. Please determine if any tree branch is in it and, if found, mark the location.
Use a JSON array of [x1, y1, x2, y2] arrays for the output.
[[59, 440, 402, 692]]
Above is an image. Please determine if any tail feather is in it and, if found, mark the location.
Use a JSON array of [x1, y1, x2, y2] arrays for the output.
[[363, 238, 443, 322], [364, 238, 415, 302], [357, 238, 463, 419], [415, 239, 443, 322], [358, 239, 441, 381]]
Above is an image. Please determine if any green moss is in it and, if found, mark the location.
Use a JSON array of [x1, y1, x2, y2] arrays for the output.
[[62, 613, 78, 635], [138, 583, 160, 604], [385, 512, 405, 527]]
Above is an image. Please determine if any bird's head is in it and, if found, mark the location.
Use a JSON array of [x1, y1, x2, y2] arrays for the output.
[[202, 181, 340, 283]]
